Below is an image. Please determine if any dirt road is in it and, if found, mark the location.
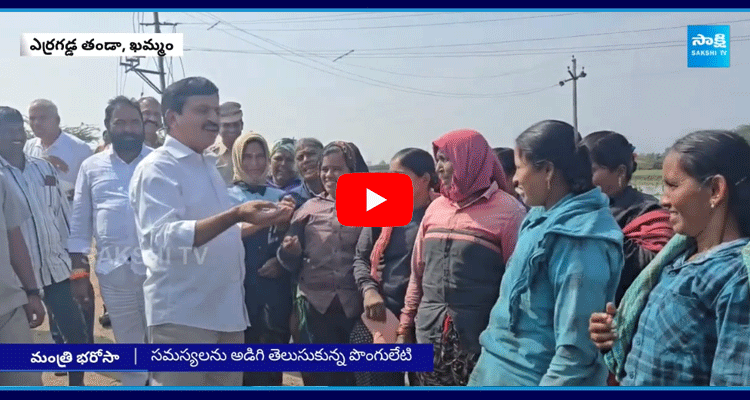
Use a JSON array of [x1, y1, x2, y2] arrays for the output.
[[35, 264, 303, 386]]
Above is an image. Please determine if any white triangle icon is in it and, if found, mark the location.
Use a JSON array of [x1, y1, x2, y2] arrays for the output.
[[366, 188, 387, 212]]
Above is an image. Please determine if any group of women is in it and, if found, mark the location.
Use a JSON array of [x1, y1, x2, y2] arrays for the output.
[[224, 119, 750, 387]]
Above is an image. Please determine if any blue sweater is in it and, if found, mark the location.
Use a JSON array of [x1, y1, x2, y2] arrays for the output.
[[469, 187, 624, 386], [228, 184, 292, 333]]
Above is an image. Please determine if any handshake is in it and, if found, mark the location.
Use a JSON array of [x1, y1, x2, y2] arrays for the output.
[[234, 195, 296, 228]]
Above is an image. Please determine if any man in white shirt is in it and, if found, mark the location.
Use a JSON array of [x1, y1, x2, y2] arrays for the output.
[[25, 99, 93, 202], [69, 96, 152, 386], [129, 77, 294, 386], [0, 106, 90, 386]]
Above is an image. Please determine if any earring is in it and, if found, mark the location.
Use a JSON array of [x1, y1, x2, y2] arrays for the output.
[[710, 202, 716, 209]]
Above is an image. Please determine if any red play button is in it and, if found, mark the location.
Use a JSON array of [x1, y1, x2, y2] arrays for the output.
[[336, 173, 413, 227]]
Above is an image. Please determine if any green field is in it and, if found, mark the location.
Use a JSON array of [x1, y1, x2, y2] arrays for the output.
[[631, 169, 663, 197], [632, 169, 663, 184], [632, 169, 662, 179]]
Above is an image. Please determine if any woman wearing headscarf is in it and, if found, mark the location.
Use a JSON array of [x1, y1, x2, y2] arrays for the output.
[[350, 148, 439, 386], [397, 129, 526, 386], [277, 141, 369, 386], [227, 132, 295, 386], [289, 138, 325, 208], [468, 120, 624, 386], [582, 131, 673, 306], [268, 138, 302, 192], [590, 130, 750, 386]]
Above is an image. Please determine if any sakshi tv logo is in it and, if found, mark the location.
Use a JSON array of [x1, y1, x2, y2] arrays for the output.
[[688, 25, 730, 68]]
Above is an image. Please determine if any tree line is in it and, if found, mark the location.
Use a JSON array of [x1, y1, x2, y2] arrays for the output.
[[636, 125, 750, 171]]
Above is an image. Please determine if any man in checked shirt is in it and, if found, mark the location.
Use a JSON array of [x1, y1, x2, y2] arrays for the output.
[[0, 106, 91, 386]]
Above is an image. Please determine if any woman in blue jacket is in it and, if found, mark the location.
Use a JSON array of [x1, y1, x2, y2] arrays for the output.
[[469, 120, 624, 386], [227, 132, 295, 386]]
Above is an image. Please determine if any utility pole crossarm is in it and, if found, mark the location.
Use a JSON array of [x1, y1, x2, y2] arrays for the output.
[[558, 55, 587, 141], [124, 12, 171, 95], [120, 58, 163, 94]]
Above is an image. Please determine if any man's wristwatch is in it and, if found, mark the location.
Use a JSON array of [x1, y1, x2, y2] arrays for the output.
[[24, 288, 41, 297]]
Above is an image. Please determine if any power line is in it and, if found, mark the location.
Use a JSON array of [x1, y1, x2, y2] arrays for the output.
[[191, 12, 588, 32], [184, 12, 432, 96], [189, 12, 557, 99], [191, 12, 469, 98], [199, 12, 549, 98], [189, 39, 638, 57], [335, 58, 558, 79], [182, 20, 750, 58], [343, 38, 750, 58], [310, 39, 690, 56], [178, 57, 186, 79], [183, 11, 749, 99], [184, 35, 750, 59], [259, 17, 750, 52], [178, 12, 459, 25], [179, 11, 379, 24], [347, 37, 750, 58]]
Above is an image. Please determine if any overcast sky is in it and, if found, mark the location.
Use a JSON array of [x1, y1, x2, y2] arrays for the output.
[[1, 11, 748, 163]]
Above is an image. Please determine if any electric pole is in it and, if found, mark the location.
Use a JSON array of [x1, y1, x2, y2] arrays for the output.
[[120, 12, 176, 95], [558, 56, 587, 140], [153, 12, 167, 93]]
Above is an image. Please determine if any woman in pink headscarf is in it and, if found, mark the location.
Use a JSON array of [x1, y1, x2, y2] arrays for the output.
[[396, 129, 527, 386]]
